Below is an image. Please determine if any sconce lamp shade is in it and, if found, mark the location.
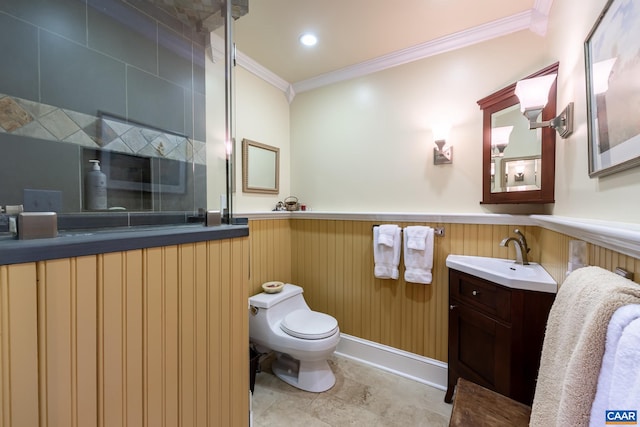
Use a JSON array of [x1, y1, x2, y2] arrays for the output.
[[491, 125, 513, 155], [492, 126, 513, 145], [515, 74, 557, 112], [432, 124, 451, 141], [593, 58, 617, 95], [514, 72, 573, 139]]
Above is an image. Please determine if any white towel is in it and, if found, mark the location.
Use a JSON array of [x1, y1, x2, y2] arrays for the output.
[[403, 226, 434, 284], [589, 304, 640, 426], [377, 224, 397, 247], [405, 226, 429, 250], [373, 225, 401, 280], [530, 267, 640, 427]]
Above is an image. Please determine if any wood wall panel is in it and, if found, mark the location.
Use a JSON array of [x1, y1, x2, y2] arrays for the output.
[[288, 220, 539, 362], [538, 228, 640, 285], [0, 266, 5, 427], [250, 219, 541, 363], [0, 236, 249, 427], [248, 219, 292, 295], [0, 263, 40, 427], [247, 218, 640, 366]]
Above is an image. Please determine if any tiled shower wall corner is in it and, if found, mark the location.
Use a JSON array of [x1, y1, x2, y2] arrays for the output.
[[0, 93, 206, 165], [0, 0, 209, 212]]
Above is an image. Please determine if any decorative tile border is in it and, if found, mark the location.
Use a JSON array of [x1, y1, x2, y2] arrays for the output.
[[0, 93, 206, 165]]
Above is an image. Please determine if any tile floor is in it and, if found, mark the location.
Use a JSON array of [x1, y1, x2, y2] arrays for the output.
[[251, 354, 452, 426]]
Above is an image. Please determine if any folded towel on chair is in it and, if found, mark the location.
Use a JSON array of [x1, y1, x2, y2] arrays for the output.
[[403, 226, 434, 284], [530, 266, 640, 427], [589, 304, 640, 426], [373, 225, 401, 280]]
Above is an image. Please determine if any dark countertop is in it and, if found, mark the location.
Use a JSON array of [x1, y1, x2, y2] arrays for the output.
[[0, 223, 249, 265]]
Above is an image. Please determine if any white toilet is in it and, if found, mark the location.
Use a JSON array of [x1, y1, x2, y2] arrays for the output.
[[249, 283, 340, 392]]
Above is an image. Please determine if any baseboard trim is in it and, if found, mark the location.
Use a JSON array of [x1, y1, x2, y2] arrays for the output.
[[334, 333, 448, 391]]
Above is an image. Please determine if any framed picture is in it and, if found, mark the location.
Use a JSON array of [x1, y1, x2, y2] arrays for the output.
[[584, 0, 640, 177]]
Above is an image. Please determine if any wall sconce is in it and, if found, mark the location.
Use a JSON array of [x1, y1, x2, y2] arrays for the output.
[[514, 163, 525, 182], [432, 125, 452, 165], [491, 126, 513, 157], [515, 74, 574, 138]]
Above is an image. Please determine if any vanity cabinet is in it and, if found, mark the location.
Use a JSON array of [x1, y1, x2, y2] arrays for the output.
[[445, 269, 554, 406]]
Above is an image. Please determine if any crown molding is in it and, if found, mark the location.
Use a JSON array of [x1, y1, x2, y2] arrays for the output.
[[534, 0, 554, 17], [531, 0, 554, 35], [235, 50, 296, 102], [209, 33, 295, 102], [211, 4, 553, 101], [293, 10, 535, 94]]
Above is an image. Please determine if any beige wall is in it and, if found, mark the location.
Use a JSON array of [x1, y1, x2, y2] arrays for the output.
[[289, 30, 553, 214], [234, 68, 291, 212], [215, 0, 640, 225], [546, 0, 640, 223], [206, 57, 291, 213]]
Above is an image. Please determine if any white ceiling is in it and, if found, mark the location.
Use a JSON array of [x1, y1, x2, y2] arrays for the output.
[[213, 0, 553, 96]]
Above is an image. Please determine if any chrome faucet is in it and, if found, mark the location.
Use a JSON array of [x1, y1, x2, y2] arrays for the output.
[[500, 228, 530, 265]]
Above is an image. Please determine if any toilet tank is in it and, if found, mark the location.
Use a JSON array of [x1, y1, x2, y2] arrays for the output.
[[250, 283, 304, 309]]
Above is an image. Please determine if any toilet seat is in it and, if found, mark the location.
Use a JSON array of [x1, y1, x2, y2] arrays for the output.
[[280, 309, 338, 340]]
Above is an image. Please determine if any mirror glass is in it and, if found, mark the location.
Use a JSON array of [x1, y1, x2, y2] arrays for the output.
[[478, 62, 558, 204], [490, 104, 541, 193], [242, 139, 280, 194]]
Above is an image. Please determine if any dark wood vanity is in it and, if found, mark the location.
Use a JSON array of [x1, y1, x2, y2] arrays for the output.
[[445, 268, 555, 406]]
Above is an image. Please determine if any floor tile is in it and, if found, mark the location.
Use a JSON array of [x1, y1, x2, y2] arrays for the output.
[[252, 354, 452, 426]]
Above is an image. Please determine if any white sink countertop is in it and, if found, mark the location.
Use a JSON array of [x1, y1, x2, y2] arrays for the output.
[[446, 254, 558, 294]]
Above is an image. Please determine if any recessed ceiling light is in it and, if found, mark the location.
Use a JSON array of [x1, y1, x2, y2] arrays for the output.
[[299, 33, 318, 47]]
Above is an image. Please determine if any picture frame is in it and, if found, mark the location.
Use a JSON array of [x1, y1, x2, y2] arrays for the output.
[[584, 0, 640, 177], [242, 139, 280, 194]]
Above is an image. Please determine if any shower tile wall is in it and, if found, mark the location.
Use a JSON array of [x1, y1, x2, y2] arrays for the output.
[[0, 0, 208, 212]]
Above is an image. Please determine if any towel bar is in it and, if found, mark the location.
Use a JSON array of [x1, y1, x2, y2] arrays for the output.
[[372, 225, 445, 237]]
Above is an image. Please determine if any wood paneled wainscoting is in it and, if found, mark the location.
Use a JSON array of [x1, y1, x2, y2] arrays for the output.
[[249, 218, 538, 363], [248, 217, 640, 367], [0, 237, 249, 427], [289, 220, 540, 363]]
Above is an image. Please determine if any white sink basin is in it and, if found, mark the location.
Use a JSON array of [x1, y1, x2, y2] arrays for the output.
[[446, 254, 557, 294]]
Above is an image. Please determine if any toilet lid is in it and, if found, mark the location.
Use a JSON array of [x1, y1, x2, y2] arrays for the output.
[[280, 309, 339, 340]]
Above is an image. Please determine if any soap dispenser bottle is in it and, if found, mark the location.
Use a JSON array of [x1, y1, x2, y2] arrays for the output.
[[85, 159, 107, 210]]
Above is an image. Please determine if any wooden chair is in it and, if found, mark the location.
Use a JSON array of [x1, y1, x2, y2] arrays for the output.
[[448, 378, 531, 427]]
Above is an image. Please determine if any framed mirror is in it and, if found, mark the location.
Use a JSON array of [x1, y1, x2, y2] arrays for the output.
[[478, 62, 558, 204], [242, 139, 280, 194]]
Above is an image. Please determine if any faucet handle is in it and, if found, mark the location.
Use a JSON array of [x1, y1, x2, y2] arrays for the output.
[[514, 229, 528, 244]]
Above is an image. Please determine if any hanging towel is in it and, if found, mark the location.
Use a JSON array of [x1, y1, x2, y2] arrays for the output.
[[403, 226, 434, 284], [377, 224, 397, 247], [589, 304, 640, 426], [373, 225, 401, 280], [405, 226, 429, 250], [530, 266, 640, 427]]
